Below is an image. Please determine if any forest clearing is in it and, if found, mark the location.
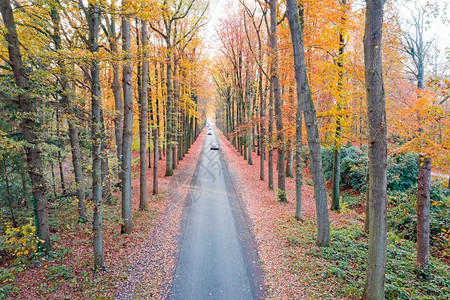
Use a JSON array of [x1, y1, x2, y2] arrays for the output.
[[0, 0, 449, 299]]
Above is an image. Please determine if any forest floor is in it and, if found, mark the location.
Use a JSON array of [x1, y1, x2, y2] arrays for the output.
[[2, 132, 206, 299], [2, 129, 449, 299]]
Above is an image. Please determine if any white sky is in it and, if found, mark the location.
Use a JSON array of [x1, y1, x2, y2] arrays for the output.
[[203, 0, 231, 56], [203, 0, 450, 54], [398, 0, 450, 51]]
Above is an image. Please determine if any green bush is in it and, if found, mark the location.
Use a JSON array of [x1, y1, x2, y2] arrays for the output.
[[387, 152, 419, 192], [388, 184, 450, 255], [46, 265, 74, 281], [0, 266, 21, 298], [320, 147, 334, 180], [321, 146, 419, 193], [321, 145, 368, 191], [341, 145, 369, 192], [340, 192, 364, 209], [0, 218, 41, 259], [308, 226, 450, 299]]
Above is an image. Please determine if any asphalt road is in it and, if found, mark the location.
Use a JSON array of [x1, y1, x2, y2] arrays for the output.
[[170, 127, 263, 300]]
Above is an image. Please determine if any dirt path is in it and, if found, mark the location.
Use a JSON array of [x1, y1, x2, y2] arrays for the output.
[[431, 171, 449, 181]]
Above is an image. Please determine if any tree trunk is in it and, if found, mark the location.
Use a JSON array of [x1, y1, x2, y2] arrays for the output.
[[159, 62, 164, 161], [362, 0, 388, 298], [51, 161, 57, 197], [86, 0, 104, 270], [113, 60, 124, 164], [139, 20, 149, 210], [286, 142, 294, 178], [68, 118, 87, 221], [331, 3, 346, 211], [148, 65, 156, 169], [106, 15, 124, 166], [54, 110, 67, 195], [3, 158, 17, 227], [0, 0, 51, 252], [259, 71, 265, 181], [331, 147, 341, 211], [105, 15, 123, 191], [416, 155, 431, 268], [364, 168, 370, 233], [54, 64, 86, 219], [153, 73, 160, 194], [295, 96, 303, 221], [286, 0, 330, 245], [270, 0, 286, 202], [165, 48, 174, 176], [121, 10, 133, 234], [268, 83, 274, 190], [20, 154, 29, 208], [247, 69, 253, 166], [153, 127, 159, 195], [172, 59, 179, 170], [100, 109, 112, 203]]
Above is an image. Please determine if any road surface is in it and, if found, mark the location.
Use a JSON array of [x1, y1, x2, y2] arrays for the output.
[[170, 127, 264, 300]]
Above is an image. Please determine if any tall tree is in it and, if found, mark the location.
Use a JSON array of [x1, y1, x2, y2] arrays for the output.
[[0, 0, 52, 252], [416, 154, 431, 268], [285, 0, 330, 245], [148, 0, 207, 176], [100, 110, 112, 203], [121, 0, 133, 234], [245, 60, 254, 166], [292, 3, 304, 221], [105, 11, 124, 165], [402, 4, 433, 269], [139, 20, 149, 210], [242, 1, 268, 177], [153, 62, 161, 195], [269, 0, 286, 202], [49, 3, 87, 221], [362, 0, 388, 298], [331, 0, 347, 211], [84, 0, 105, 270]]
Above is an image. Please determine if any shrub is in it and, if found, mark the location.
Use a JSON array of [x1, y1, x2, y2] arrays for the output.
[[321, 146, 419, 193], [321, 145, 368, 191], [0, 218, 41, 259], [388, 184, 450, 256], [387, 152, 419, 192], [320, 147, 334, 180], [340, 145, 369, 192], [46, 265, 74, 281], [340, 192, 364, 209], [308, 226, 450, 299], [275, 188, 287, 202]]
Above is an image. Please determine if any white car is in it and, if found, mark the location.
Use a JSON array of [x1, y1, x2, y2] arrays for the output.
[[210, 143, 219, 150]]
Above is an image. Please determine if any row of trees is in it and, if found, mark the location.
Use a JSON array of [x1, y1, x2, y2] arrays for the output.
[[0, 0, 209, 270], [213, 0, 448, 298]]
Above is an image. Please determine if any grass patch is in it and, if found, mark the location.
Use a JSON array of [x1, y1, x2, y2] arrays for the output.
[[282, 220, 450, 299], [340, 192, 364, 210], [0, 266, 20, 299]]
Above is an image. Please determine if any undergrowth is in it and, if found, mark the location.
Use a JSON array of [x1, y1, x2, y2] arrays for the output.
[[0, 193, 160, 299], [283, 220, 450, 299]]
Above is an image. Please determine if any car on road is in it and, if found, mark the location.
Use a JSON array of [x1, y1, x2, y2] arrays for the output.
[[210, 142, 219, 150], [207, 131, 212, 135]]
